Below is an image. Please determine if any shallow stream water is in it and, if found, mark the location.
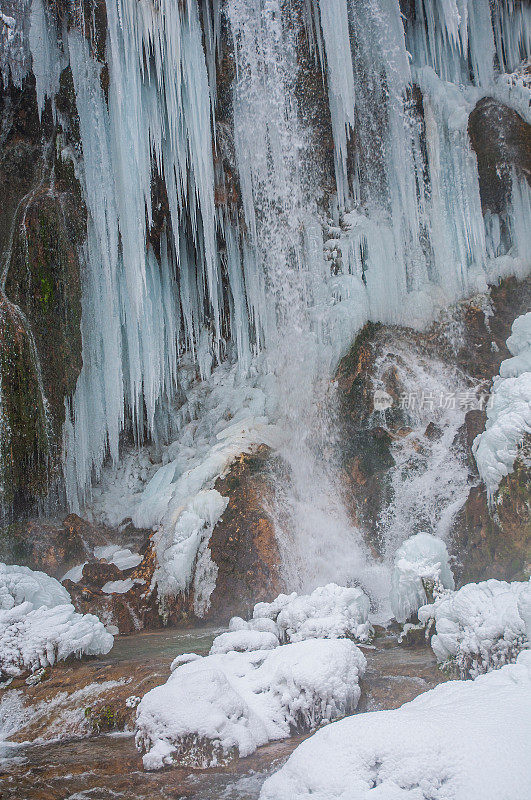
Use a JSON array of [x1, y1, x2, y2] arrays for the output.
[[0, 628, 444, 799]]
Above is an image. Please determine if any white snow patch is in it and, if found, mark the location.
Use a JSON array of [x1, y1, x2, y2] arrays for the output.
[[93, 546, 142, 571], [260, 649, 531, 800], [418, 578, 530, 677], [209, 629, 279, 655], [390, 533, 455, 623], [135, 638, 366, 770], [101, 579, 135, 595], [61, 563, 87, 584]]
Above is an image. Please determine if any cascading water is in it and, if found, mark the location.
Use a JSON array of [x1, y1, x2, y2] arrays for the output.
[[7, 0, 530, 613], [372, 342, 476, 562]]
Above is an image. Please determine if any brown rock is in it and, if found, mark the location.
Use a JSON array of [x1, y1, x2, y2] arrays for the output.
[[81, 560, 124, 589], [5, 517, 85, 578], [204, 446, 283, 621], [2, 513, 112, 579], [424, 422, 442, 441], [451, 474, 530, 585], [335, 276, 531, 578]]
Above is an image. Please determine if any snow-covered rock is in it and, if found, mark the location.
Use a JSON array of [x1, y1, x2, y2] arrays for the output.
[[249, 584, 372, 643], [418, 578, 530, 678], [0, 603, 114, 678], [261, 650, 531, 800], [209, 629, 279, 655], [135, 638, 366, 770], [0, 563, 70, 611], [389, 533, 455, 623], [0, 563, 113, 677], [473, 311, 531, 499]]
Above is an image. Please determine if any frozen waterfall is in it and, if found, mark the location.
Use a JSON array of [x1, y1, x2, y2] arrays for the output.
[[17, 0, 531, 607]]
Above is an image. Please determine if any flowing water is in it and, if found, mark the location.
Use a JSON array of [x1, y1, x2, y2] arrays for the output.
[[0, 629, 444, 800], [7, 0, 527, 613]]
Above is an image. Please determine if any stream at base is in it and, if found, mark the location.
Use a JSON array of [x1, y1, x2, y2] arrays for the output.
[[0, 629, 444, 799]]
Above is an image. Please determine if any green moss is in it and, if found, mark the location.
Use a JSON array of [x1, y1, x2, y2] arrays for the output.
[[0, 304, 51, 506], [84, 705, 120, 734], [1, 183, 84, 512]]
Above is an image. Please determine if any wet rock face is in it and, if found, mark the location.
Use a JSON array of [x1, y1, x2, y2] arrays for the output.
[[204, 446, 284, 621], [0, 64, 85, 519], [469, 97, 530, 215], [0, 513, 93, 578], [336, 277, 531, 581]]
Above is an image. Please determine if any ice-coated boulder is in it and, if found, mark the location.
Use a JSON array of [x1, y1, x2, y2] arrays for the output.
[[135, 638, 366, 770], [260, 650, 531, 800], [389, 533, 454, 623], [0, 562, 113, 676], [419, 578, 530, 677]]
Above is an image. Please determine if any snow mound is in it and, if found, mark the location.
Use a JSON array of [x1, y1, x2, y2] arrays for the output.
[[418, 578, 530, 678], [135, 638, 366, 770], [0, 602, 113, 677], [473, 312, 531, 499], [249, 584, 371, 643], [390, 533, 455, 623], [0, 563, 113, 677], [209, 629, 279, 655], [0, 563, 70, 610], [260, 649, 531, 800]]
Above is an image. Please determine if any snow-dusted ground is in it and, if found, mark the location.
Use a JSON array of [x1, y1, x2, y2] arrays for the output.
[[390, 533, 455, 624], [260, 649, 531, 800], [0, 564, 113, 677], [419, 578, 530, 678], [473, 312, 531, 499], [226, 584, 372, 645], [135, 638, 366, 770]]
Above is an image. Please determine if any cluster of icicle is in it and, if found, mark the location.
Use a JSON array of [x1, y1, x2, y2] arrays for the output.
[[17, 0, 530, 515]]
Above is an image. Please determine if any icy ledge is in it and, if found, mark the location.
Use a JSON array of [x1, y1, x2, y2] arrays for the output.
[[419, 578, 530, 678], [135, 638, 366, 770], [260, 649, 531, 800], [473, 311, 531, 500], [0, 563, 113, 677]]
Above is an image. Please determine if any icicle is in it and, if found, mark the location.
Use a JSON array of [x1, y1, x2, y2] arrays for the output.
[[492, 0, 531, 74], [28, 0, 62, 117], [0, 0, 32, 89], [317, 0, 355, 209]]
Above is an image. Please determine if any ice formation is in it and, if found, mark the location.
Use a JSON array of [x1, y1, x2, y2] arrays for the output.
[[207, 583, 372, 659], [418, 578, 530, 678], [473, 312, 531, 499], [6, 0, 528, 603], [0, 563, 70, 610], [250, 584, 372, 644], [135, 638, 366, 770], [390, 533, 455, 624], [260, 648, 531, 800], [0, 563, 113, 676]]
